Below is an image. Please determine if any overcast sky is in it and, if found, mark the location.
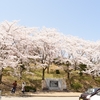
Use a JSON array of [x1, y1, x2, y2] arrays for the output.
[[0, 0, 100, 41]]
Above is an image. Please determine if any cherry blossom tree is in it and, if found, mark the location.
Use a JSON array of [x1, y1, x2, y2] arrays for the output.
[[0, 20, 100, 82], [30, 27, 64, 80], [0, 20, 37, 80]]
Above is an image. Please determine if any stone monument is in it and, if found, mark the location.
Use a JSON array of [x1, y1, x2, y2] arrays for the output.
[[42, 78, 67, 91]]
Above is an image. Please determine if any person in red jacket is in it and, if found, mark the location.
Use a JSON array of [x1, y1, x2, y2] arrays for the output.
[[11, 81, 17, 93]]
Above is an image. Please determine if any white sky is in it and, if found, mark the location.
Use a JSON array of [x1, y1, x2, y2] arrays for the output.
[[0, 0, 100, 41]]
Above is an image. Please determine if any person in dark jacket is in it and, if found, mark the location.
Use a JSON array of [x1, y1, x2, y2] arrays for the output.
[[11, 81, 17, 93]]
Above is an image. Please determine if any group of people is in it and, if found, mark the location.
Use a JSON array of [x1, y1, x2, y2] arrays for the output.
[[11, 81, 26, 94]]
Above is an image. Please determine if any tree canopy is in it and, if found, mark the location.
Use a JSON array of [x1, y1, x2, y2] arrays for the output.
[[0, 20, 100, 78]]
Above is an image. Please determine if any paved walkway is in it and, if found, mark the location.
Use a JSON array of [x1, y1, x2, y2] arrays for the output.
[[2, 91, 82, 97], [18, 92, 82, 97]]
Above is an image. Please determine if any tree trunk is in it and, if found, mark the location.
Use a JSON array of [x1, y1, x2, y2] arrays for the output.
[[67, 71, 70, 79], [42, 68, 45, 80], [42, 67, 47, 80], [47, 67, 49, 74], [0, 68, 3, 84], [74, 62, 77, 70], [0, 74, 2, 84], [19, 64, 25, 79]]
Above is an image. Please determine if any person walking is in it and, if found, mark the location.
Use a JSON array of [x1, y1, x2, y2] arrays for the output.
[[11, 81, 17, 93], [21, 82, 26, 94]]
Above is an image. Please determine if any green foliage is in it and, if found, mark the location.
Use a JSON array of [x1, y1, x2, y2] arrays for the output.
[[79, 63, 87, 71], [78, 63, 87, 76], [79, 72, 83, 76], [71, 82, 82, 92], [25, 86, 36, 92], [55, 70, 60, 74]]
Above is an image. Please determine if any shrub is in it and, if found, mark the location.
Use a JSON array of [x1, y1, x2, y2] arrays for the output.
[[25, 86, 36, 92], [55, 70, 60, 74], [71, 82, 82, 92]]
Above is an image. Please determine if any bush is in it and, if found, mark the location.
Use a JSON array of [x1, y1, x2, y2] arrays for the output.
[[25, 86, 36, 92], [71, 82, 82, 92], [55, 70, 60, 74]]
